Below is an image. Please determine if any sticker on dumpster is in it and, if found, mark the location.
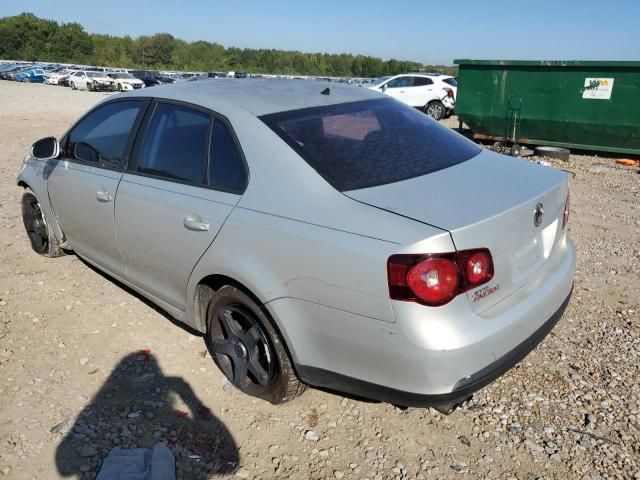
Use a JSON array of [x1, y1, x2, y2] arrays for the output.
[[582, 78, 614, 100]]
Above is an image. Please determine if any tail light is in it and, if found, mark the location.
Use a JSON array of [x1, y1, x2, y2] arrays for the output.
[[562, 193, 570, 229], [388, 249, 494, 306], [444, 87, 454, 98]]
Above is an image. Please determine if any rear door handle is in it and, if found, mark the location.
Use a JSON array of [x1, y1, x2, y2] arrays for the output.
[[183, 214, 209, 232], [96, 190, 113, 203]]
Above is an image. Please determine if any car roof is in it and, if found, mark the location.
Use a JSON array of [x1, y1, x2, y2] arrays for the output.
[[393, 73, 453, 79], [123, 78, 384, 116]]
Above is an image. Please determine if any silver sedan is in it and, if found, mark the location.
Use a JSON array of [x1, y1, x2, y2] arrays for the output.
[[18, 80, 575, 413]]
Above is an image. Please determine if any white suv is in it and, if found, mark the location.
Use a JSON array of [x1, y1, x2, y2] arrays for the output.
[[368, 74, 457, 120]]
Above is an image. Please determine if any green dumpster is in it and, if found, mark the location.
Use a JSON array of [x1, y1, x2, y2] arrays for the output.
[[453, 59, 640, 155]]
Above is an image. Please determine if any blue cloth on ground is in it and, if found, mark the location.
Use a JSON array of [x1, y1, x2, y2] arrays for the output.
[[96, 443, 175, 480]]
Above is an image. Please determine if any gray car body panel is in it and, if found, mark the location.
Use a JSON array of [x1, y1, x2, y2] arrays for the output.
[[17, 79, 576, 400]]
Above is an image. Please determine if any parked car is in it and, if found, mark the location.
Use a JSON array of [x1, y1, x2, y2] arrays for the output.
[[44, 69, 75, 86], [15, 68, 46, 83], [368, 73, 457, 120], [0, 64, 32, 80], [131, 71, 175, 87], [68, 70, 114, 91], [107, 72, 145, 91], [18, 81, 574, 413]]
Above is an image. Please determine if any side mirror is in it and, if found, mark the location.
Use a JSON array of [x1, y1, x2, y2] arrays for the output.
[[74, 142, 100, 163], [31, 137, 59, 160], [381, 84, 388, 92]]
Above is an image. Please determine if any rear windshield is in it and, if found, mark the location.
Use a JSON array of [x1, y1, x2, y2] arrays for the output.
[[260, 98, 480, 191], [442, 77, 458, 87]]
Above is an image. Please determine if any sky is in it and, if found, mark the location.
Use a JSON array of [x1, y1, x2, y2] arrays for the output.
[[1, 0, 639, 65]]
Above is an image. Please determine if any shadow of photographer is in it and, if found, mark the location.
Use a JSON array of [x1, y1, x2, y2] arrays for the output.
[[55, 351, 238, 479]]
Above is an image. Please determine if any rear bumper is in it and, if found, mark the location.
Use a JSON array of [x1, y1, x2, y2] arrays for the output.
[[297, 287, 571, 411], [271, 236, 575, 410]]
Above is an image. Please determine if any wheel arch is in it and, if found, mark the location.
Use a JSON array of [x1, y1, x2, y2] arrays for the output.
[[17, 172, 66, 245]]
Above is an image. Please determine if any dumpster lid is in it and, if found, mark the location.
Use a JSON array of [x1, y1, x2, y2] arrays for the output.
[[454, 59, 640, 68]]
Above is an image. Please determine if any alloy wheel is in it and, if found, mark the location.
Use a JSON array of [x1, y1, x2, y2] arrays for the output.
[[426, 103, 445, 120], [208, 305, 276, 394]]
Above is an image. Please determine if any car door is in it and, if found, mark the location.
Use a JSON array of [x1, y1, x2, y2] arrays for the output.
[[115, 100, 248, 310], [408, 76, 435, 107], [46, 99, 148, 275], [383, 76, 414, 105]]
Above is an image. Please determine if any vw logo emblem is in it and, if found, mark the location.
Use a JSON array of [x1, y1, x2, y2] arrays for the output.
[[533, 203, 544, 227]]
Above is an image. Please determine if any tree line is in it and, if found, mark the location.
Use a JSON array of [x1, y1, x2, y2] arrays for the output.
[[0, 13, 456, 77]]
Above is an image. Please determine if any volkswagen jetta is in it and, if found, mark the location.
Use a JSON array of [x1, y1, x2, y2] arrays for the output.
[[18, 80, 575, 413]]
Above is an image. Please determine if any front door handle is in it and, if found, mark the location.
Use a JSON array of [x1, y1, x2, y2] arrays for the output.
[[96, 190, 113, 203], [183, 214, 209, 232]]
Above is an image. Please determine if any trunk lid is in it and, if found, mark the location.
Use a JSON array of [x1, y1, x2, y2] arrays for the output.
[[345, 151, 568, 312]]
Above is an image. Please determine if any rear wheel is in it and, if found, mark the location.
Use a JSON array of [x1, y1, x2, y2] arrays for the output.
[[205, 286, 305, 404], [21, 189, 64, 257], [424, 101, 446, 121]]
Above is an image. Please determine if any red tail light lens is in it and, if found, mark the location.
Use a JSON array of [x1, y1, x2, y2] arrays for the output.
[[460, 250, 493, 286], [407, 257, 459, 305], [562, 193, 570, 229], [444, 87, 454, 98], [388, 249, 494, 306]]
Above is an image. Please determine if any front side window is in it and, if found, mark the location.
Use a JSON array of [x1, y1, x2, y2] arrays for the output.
[[386, 76, 413, 88], [136, 102, 210, 185], [66, 100, 143, 166], [261, 98, 481, 191]]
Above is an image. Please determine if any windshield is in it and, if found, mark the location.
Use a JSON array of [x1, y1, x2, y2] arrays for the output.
[[112, 73, 135, 79], [370, 76, 390, 87], [86, 72, 104, 78], [261, 98, 481, 191]]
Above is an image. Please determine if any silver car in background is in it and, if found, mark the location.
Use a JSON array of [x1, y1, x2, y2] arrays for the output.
[[18, 80, 575, 413]]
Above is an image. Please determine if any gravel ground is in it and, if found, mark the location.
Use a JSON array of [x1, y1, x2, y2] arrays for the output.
[[0, 81, 639, 480]]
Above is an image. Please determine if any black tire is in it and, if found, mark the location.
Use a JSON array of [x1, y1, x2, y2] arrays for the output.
[[535, 146, 570, 161], [424, 101, 446, 121], [21, 189, 64, 258], [87, 82, 93, 92], [117, 83, 122, 92], [510, 143, 523, 157], [205, 285, 305, 404], [491, 141, 504, 153], [70, 82, 76, 90]]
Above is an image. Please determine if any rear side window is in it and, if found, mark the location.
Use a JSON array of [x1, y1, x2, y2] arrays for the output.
[[412, 76, 433, 86], [66, 100, 143, 165], [210, 119, 247, 193], [261, 99, 481, 191], [136, 103, 210, 185], [442, 78, 458, 87]]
